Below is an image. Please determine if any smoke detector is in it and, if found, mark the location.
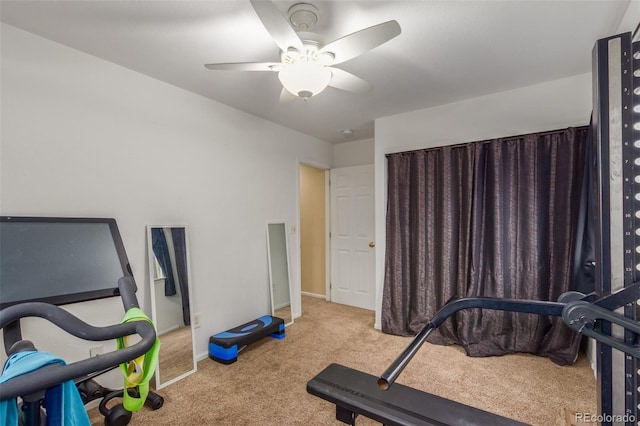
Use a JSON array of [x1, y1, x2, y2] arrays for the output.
[[288, 3, 319, 31]]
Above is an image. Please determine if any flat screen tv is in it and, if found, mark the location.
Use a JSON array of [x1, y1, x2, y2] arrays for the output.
[[0, 216, 134, 309]]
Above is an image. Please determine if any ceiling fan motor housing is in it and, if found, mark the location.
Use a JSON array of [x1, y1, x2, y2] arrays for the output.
[[288, 3, 319, 31]]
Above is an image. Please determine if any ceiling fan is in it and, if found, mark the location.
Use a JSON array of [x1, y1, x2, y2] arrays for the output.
[[204, 1, 401, 102]]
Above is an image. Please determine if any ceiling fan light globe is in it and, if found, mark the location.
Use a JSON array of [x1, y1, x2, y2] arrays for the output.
[[278, 62, 331, 99]]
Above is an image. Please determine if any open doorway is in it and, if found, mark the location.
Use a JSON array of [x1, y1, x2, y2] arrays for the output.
[[299, 164, 329, 313]]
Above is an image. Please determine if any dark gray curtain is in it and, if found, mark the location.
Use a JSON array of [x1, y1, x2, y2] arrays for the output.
[[171, 228, 191, 326], [382, 127, 588, 365], [151, 228, 177, 297]]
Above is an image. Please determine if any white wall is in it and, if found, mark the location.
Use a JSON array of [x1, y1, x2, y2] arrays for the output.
[[373, 72, 593, 328], [616, 0, 639, 35], [332, 138, 374, 168], [0, 23, 333, 372]]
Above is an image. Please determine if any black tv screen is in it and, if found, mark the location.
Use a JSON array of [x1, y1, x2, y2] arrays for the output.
[[0, 216, 134, 308]]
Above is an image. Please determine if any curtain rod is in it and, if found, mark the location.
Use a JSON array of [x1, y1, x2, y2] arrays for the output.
[[385, 125, 590, 157]]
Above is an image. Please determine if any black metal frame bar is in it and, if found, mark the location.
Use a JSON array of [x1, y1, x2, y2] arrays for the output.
[[592, 33, 614, 421], [592, 31, 640, 424], [630, 38, 640, 425]]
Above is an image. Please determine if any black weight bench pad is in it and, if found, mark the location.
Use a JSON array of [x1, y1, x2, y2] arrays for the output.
[[307, 363, 528, 426]]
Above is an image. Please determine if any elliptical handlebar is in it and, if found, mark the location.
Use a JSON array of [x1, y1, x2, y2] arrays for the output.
[[0, 277, 156, 401]]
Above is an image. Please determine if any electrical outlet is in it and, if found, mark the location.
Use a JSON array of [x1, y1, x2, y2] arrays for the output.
[[89, 345, 104, 357], [194, 313, 201, 328]]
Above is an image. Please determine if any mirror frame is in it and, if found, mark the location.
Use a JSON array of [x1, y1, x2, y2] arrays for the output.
[[266, 221, 293, 327], [147, 225, 197, 390]]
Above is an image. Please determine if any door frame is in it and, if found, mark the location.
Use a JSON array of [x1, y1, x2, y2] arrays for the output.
[[295, 159, 331, 319]]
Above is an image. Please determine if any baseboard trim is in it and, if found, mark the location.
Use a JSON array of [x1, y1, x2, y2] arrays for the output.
[[302, 291, 327, 299]]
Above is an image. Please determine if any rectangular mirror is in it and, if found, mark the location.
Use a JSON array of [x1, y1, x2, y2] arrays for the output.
[[147, 225, 197, 389], [267, 222, 293, 326]]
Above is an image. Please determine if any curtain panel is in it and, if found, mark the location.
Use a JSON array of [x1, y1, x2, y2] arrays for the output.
[[151, 228, 177, 297], [381, 127, 588, 365]]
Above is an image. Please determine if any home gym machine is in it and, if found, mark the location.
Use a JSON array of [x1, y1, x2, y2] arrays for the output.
[[307, 31, 640, 426], [0, 277, 160, 426]]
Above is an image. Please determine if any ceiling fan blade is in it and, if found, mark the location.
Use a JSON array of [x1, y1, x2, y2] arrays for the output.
[[320, 20, 401, 65], [279, 87, 298, 104], [327, 68, 371, 93], [204, 62, 280, 71], [250, 0, 303, 53]]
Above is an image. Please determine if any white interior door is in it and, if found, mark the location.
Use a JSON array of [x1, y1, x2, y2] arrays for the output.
[[330, 164, 375, 310]]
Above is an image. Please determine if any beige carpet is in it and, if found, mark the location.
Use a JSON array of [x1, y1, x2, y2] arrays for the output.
[[90, 296, 596, 425]]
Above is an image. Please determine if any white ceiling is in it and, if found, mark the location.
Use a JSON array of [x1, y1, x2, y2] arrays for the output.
[[0, 1, 631, 143]]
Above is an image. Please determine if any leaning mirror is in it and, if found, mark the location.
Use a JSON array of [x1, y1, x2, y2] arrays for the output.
[[266, 222, 293, 326], [147, 226, 197, 389]]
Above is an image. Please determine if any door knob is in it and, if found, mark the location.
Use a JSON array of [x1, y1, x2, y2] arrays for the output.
[[369, 242, 375, 248]]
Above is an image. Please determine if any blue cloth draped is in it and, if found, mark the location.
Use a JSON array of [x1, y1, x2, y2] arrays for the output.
[[0, 350, 90, 426]]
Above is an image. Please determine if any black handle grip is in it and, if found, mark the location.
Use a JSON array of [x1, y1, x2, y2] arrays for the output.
[[118, 276, 139, 311]]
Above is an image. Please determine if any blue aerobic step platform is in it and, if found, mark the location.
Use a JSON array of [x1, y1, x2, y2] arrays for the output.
[[208, 315, 285, 364]]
